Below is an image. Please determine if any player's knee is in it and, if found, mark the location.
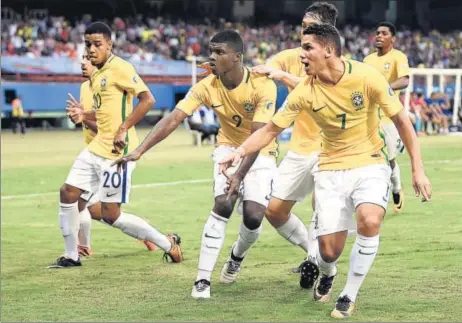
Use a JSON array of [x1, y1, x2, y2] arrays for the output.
[[213, 200, 234, 219], [265, 201, 289, 228], [243, 202, 265, 230], [101, 203, 121, 225], [318, 242, 341, 262], [357, 214, 382, 236], [59, 184, 80, 203], [243, 212, 264, 230]]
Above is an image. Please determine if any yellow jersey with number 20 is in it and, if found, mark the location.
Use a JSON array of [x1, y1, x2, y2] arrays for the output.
[[177, 67, 278, 157], [89, 55, 149, 160], [272, 59, 404, 171]]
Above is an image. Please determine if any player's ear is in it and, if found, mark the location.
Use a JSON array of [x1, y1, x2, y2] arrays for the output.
[[235, 52, 243, 63], [325, 45, 333, 58]]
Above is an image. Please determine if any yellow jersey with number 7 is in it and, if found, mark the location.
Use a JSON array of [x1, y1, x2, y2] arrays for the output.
[[272, 60, 404, 170]]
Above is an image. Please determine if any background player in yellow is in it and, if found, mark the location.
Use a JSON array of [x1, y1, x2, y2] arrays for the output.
[[11, 95, 26, 134], [50, 22, 182, 268], [219, 24, 431, 319], [364, 22, 410, 213], [65, 53, 158, 257], [252, 2, 339, 282], [112, 30, 278, 299]]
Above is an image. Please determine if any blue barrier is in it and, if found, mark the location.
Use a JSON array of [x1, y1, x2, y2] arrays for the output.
[[1, 56, 196, 76], [1, 81, 457, 114], [1, 82, 176, 112]]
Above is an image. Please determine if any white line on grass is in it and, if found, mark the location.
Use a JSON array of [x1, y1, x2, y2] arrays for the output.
[[2, 158, 461, 201], [1, 178, 212, 201]]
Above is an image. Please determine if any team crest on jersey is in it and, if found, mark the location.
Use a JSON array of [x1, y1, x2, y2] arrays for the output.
[[243, 100, 255, 113], [384, 63, 391, 70], [351, 91, 365, 110], [101, 77, 107, 90]]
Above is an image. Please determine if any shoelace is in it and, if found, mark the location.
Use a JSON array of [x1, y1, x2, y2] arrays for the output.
[[336, 295, 352, 311], [195, 280, 210, 292], [318, 275, 334, 294], [226, 260, 241, 274]]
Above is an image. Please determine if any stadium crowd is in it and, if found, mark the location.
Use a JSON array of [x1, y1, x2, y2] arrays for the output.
[[2, 15, 462, 68]]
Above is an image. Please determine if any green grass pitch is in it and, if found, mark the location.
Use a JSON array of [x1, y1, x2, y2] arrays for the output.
[[2, 128, 462, 322]]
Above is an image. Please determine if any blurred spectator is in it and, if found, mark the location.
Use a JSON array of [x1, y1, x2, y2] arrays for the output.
[[187, 105, 219, 143], [409, 92, 425, 135], [426, 92, 450, 133], [11, 95, 27, 134], [2, 14, 461, 68]]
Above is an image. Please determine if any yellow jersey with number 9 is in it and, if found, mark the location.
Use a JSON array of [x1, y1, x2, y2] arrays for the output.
[[272, 60, 404, 170], [364, 49, 410, 125], [267, 47, 321, 155], [80, 80, 96, 145], [89, 55, 149, 160], [177, 67, 278, 157]]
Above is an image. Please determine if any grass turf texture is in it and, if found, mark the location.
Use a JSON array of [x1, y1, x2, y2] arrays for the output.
[[2, 129, 462, 322]]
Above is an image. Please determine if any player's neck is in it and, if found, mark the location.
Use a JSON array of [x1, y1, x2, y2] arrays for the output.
[[377, 46, 393, 56], [219, 65, 245, 90], [96, 54, 113, 69], [317, 58, 345, 86]]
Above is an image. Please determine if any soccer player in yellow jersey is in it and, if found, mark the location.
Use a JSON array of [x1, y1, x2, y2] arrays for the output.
[[49, 22, 182, 268], [252, 2, 339, 284], [113, 30, 278, 298], [219, 24, 431, 318], [364, 22, 410, 213], [66, 53, 157, 256]]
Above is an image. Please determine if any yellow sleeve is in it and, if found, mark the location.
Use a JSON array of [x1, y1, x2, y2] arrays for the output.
[[396, 53, 410, 79], [252, 80, 277, 123], [267, 51, 286, 71], [114, 64, 149, 96], [272, 90, 303, 128], [176, 82, 208, 115], [367, 73, 404, 118]]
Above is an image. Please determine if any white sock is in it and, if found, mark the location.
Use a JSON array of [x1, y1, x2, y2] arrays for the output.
[[59, 202, 80, 261], [276, 213, 310, 253], [317, 247, 337, 277], [196, 211, 228, 282], [78, 208, 92, 248], [307, 216, 319, 263], [390, 161, 402, 193], [112, 212, 172, 252], [340, 234, 379, 302], [231, 222, 262, 259]]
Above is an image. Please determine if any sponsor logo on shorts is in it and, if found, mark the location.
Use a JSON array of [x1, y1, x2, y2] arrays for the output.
[[106, 192, 118, 197]]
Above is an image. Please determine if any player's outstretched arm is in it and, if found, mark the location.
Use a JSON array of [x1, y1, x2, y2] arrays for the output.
[[111, 108, 188, 168], [391, 109, 432, 201], [389, 76, 409, 91], [113, 91, 155, 151], [219, 121, 284, 174], [251, 65, 303, 89]]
